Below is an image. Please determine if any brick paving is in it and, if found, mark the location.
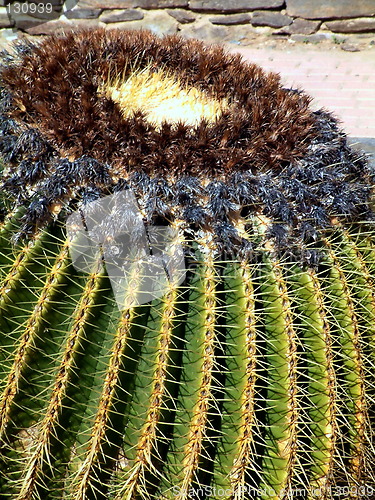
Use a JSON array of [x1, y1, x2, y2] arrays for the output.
[[232, 45, 375, 164]]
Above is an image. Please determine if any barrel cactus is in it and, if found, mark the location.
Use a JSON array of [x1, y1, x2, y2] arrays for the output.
[[0, 28, 374, 500]]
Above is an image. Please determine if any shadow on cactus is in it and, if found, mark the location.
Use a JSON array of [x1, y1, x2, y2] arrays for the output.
[[0, 28, 374, 500]]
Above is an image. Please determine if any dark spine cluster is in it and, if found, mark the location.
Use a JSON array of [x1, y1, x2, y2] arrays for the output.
[[0, 28, 373, 265]]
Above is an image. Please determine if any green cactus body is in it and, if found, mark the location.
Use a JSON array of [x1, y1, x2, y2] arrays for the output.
[[0, 28, 375, 500], [0, 216, 374, 499]]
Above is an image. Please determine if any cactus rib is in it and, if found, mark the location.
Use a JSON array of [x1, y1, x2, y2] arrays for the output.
[[211, 260, 258, 499], [258, 258, 299, 499], [290, 266, 337, 498], [114, 282, 179, 500], [160, 248, 219, 500]]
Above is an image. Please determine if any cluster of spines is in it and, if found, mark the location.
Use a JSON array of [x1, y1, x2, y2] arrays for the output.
[[0, 120, 372, 266]]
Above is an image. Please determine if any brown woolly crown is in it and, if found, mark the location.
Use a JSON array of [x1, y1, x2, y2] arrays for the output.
[[0, 28, 315, 178], [0, 28, 373, 264]]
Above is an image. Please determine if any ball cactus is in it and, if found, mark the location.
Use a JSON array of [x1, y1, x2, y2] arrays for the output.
[[0, 29, 374, 500]]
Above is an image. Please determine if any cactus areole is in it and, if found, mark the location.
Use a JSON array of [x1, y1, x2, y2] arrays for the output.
[[0, 28, 374, 500]]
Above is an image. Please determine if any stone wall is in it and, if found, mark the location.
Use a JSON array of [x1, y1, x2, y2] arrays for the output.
[[0, 0, 375, 46]]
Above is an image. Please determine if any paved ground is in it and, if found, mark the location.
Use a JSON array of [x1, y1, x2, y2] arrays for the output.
[[231, 44, 375, 165]]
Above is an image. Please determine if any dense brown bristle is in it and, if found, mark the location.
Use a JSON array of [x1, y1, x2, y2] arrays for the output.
[[0, 28, 315, 178]]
